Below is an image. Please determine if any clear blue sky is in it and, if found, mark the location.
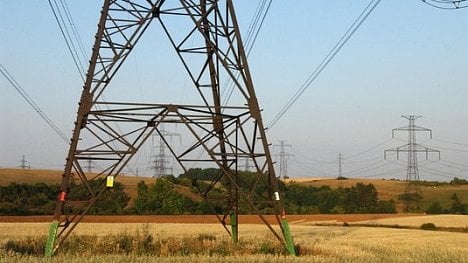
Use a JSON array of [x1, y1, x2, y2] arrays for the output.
[[1, 1, 467, 181]]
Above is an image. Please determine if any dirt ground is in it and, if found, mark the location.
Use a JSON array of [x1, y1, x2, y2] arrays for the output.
[[0, 214, 417, 224]]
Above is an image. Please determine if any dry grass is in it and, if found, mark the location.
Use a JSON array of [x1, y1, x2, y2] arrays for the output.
[[0, 169, 63, 186], [352, 214, 468, 228], [1, 218, 467, 262]]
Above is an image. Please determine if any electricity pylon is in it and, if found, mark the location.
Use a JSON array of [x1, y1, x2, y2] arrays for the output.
[[337, 152, 343, 179], [274, 140, 293, 180], [385, 115, 440, 212], [45, 0, 295, 256], [19, 155, 29, 169], [149, 124, 180, 178]]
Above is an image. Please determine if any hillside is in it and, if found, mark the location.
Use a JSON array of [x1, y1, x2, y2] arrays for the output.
[[285, 177, 468, 211], [0, 168, 156, 206], [1, 168, 467, 212]]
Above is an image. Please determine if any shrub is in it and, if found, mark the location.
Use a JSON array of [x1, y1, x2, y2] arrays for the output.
[[426, 201, 445, 214], [4, 237, 45, 255], [421, 223, 437, 231]]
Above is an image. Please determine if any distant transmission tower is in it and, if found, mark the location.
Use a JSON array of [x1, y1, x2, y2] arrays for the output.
[[149, 124, 180, 178], [85, 158, 95, 173], [337, 152, 343, 180], [243, 157, 255, 172], [19, 155, 30, 169], [274, 140, 293, 179], [385, 115, 440, 211]]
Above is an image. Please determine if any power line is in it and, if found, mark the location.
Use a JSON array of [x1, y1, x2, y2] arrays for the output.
[[290, 160, 331, 177], [421, 143, 468, 153], [267, 0, 382, 129], [291, 149, 336, 165], [420, 164, 465, 176], [439, 159, 468, 169], [0, 64, 69, 143], [419, 167, 465, 180], [222, 0, 273, 107], [425, 160, 468, 171], [364, 167, 407, 178], [57, 0, 89, 63], [345, 138, 393, 160], [47, 0, 86, 80], [345, 159, 399, 177], [419, 0, 468, 9], [432, 138, 468, 147], [344, 153, 395, 164]]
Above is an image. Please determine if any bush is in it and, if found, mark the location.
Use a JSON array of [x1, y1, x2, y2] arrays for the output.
[[4, 237, 45, 255], [426, 201, 445, 214], [421, 223, 437, 231]]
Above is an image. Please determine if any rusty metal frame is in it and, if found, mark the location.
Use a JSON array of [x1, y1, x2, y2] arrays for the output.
[[49, 0, 291, 254]]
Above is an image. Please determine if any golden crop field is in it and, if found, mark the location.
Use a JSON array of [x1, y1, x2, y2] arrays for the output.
[[349, 214, 468, 228], [1, 215, 467, 262]]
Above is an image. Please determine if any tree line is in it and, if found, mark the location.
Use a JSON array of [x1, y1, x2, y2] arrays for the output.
[[1, 168, 466, 215]]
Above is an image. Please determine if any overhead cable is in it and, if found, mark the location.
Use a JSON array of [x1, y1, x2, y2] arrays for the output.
[[222, 0, 273, 107], [0, 64, 69, 143], [421, 143, 468, 153], [47, 0, 86, 81], [432, 138, 468, 147], [345, 138, 392, 160], [419, 0, 468, 9], [267, 0, 382, 129]]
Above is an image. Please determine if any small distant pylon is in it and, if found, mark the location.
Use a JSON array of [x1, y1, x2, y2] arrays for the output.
[[19, 155, 30, 169], [149, 124, 180, 178], [337, 152, 344, 184], [85, 158, 95, 173], [385, 115, 440, 212], [243, 157, 256, 172], [274, 140, 293, 180]]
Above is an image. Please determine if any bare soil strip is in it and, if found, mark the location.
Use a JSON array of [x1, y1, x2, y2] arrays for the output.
[[0, 214, 418, 224]]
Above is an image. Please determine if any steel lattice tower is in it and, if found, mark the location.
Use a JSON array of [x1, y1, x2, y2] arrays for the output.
[[337, 152, 343, 178], [149, 125, 179, 178], [385, 115, 440, 212], [274, 140, 293, 180], [45, 0, 295, 256]]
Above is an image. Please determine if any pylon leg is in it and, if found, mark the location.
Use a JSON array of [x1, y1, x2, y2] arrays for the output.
[[230, 211, 238, 243], [281, 218, 296, 256], [44, 220, 59, 257]]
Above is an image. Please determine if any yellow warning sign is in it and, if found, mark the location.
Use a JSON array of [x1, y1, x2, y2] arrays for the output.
[[106, 176, 114, 187]]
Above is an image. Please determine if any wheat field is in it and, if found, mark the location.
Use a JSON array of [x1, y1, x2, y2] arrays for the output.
[[1, 216, 467, 263]]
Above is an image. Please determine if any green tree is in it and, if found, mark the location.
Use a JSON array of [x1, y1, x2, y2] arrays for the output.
[[148, 178, 186, 214], [426, 201, 445, 214], [450, 193, 467, 214], [343, 183, 379, 213], [134, 181, 150, 214]]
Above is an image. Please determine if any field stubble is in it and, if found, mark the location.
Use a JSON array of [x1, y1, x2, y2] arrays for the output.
[[1, 217, 467, 263]]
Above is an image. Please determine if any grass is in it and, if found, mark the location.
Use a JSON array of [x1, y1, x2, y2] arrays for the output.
[[349, 214, 468, 228], [1, 220, 467, 262]]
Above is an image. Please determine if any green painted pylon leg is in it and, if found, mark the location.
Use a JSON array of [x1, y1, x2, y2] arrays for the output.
[[281, 218, 296, 256], [230, 211, 238, 243], [44, 220, 59, 257]]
